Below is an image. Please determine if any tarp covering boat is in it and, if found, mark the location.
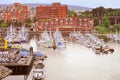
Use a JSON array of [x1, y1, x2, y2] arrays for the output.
[[35, 52, 43, 56], [19, 51, 29, 56]]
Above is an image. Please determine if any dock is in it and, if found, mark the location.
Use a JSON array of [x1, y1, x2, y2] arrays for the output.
[[0, 56, 33, 75]]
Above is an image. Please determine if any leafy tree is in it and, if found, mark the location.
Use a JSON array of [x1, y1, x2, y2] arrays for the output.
[[94, 18, 99, 26], [113, 24, 120, 32], [22, 18, 32, 27], [102, 16, 110, 28], [114, 24, 120, 30], [67, 10, 76, 17], [0, 22, 8, 27], [92, 6, 105, 17], [25, 22, 31, 27], [25, 18, 31, 23], [108, 26, 114, 33], [94, 26, 107, 34]]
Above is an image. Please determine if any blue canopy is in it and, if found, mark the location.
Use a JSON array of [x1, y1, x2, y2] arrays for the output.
[[2, 52, 9, 54], [57, 42, 62, 47], [19, 51, 29, 56], [35, 52, 43, 56]]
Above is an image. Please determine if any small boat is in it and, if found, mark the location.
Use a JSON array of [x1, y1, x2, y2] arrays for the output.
[[39, 30, 53, 48], [53, 29, 66, 48], [33, 69, 46, 80], [13, 36, 21, 44], [19, 25, 28, 43], [11, 44, 20, 49], [33, 61, 45, 80], [84, 41, 92, 48], [34, 52, 47, 61], [93, 45, 114, 54]]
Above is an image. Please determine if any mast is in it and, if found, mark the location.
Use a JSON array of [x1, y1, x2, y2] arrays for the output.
[[10, 24, 13, 34]]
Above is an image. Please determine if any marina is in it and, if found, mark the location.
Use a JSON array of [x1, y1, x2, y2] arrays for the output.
[[0, 1, 120, 80], [0, 32, 120, 80]]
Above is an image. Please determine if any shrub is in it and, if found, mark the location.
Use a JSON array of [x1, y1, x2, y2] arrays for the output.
[[0, 22, 8, 27], [94, 26, 107, 34]]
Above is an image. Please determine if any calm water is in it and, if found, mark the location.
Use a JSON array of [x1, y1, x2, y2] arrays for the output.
[[3, 34, 120, 80]]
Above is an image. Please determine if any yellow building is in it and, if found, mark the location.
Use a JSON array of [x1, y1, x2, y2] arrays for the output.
[[0, 38, 8, 49]]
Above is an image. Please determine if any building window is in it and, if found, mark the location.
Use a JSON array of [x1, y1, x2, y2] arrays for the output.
[[65, 22, 68, 24], [70, 18, 73, 21], [79, 19, 81, 21]]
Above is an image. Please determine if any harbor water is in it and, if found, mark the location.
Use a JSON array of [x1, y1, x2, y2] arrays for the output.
[[3, 34, 120, 80]]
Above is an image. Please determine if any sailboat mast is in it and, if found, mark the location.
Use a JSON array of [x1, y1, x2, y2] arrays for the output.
[[10, 24, 13, 34]]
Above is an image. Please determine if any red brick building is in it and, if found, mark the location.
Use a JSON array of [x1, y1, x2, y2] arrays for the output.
[[37, 18, 93, 31], [36, 2, 67, 21], [4, 3, 30, 22]]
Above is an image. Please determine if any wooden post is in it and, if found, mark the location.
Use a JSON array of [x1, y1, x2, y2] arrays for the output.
[[30, 46, 33, 56]]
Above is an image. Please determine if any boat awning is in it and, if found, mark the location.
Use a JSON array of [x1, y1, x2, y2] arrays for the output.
[[34, 52, 43, 56], [19, 51, 29, 56]]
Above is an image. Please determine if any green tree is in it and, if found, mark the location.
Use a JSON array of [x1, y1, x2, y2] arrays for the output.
[[94, 18, 99, 26], [25, 18, 31, 23], [25, 22, 31, 27], [0, 22, 8, 27], [22, 18, 32, 27], [113, 24, 120, 33], [94, 26, 107, 34], [67, 10, 76, 17], [108, 26, 114, 33], [102, 16, 110, 28], [92, 6, 105, 17], [114, 24, 120, 30]]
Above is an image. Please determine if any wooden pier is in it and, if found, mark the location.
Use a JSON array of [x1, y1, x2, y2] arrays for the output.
[[0, 56, 33, 80]]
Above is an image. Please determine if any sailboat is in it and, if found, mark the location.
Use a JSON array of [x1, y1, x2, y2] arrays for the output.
[[53, 28, 66, 48], [19, 25, 28, 43], [38, 30, 53, 48], [5, 24, 15, 43]]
